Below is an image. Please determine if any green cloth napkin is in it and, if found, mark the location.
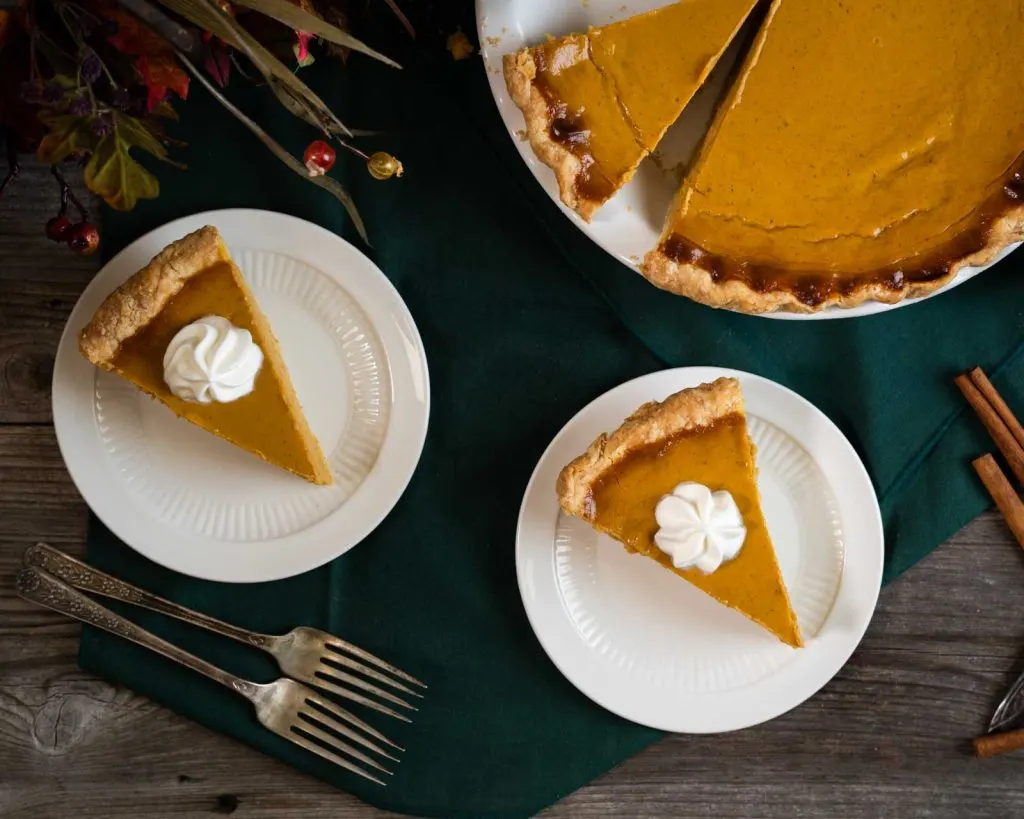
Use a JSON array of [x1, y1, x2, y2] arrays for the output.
[[78, 4, 1024, 817]]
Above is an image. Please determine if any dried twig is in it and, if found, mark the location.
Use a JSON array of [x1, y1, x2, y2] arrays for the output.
[[175, 48, 368, 243]]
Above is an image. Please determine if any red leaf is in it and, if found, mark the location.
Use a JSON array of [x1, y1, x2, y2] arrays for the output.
[[203, 47, 231, 88], [105, 8, 189, 109], [138, 53, 189, 111], [107, 9, 167, 57]]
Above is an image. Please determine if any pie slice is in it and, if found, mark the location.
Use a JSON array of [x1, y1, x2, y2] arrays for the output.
[[504, 0, 759, 220], [557, 377, 802, 647], [79, 226, 333, 485], [642, 0, 1024, 312]]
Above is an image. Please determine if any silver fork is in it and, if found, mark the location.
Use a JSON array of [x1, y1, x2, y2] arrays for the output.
[[24, 543, 425, 721], [16, 566, 397, 784]]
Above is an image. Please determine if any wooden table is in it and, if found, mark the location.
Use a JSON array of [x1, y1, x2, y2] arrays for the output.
[[3, 158, 1024, 819]]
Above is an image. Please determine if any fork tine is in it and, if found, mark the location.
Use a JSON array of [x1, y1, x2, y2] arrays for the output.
[[303, 687, 407, 749], [295, 712, 394, 773], [288, 726, 388, 785], [307, 673, 414, 726], [325, 639, 427, 689], [317, 663, 418, 711], [297, 705, 400, 762], [321, 652, 424, 697]]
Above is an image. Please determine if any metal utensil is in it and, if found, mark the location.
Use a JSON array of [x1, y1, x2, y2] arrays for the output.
[[24, 543, 425, 721], [989, 664, 1024, 733], [16, 566, 399, 784]]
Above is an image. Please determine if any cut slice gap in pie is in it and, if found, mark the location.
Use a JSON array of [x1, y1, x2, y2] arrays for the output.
[[504, 0, 760, 220], [79, 226, 333, 485], [557, 377, 802, 647]]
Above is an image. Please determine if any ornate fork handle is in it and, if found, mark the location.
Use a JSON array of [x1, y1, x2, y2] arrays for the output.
[[23, 543, 275, 650], [16, 566, 261, 699]]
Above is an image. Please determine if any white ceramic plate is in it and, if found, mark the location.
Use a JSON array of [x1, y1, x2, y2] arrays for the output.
[[477, 0, 1020, 320], [53, 209, 430, 583], [516, 367, 883, 732]]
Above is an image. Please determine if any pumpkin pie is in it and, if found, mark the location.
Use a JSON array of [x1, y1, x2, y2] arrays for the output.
[[504, 0, 759, 220], [79, 226, 333, 485], [557, 378, 802, 647], [643, 0, 1024, 312]]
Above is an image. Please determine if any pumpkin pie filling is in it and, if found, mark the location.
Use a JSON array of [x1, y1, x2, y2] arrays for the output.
[[110, 262, 324, 479], [645, 0, 1024, 309], [530, 35, 641, 206]]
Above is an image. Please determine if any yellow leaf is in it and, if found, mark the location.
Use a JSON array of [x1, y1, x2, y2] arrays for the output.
[[116, 113, 167, 160], [446, 30, 475, 61], [84, 134, 159, 211], [37, 116, 100, 164]]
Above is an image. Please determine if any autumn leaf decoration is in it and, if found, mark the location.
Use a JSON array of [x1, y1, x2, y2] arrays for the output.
[[106, 8, 190, 110], [2, 0, 406, 241]]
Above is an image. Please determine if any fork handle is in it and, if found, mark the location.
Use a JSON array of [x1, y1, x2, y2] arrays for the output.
[[23, 543, 276, 651], [16, 566, 261, 700]]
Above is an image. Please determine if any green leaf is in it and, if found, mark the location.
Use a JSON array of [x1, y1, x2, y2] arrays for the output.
[[84, 133, 160, 210], [36, 115, 101, 163], [230, 0, 401, 68], [116, 112, 168, 160]]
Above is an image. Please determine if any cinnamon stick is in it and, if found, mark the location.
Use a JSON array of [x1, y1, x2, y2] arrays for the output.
[[974, 728, 1024, 758], [968, 367, 1024, 453], [973, 454, 1024, 550], [956, 373, 1024, 487]]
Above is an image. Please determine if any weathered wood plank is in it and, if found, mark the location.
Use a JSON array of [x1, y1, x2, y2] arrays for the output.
[[0, 160, 101, 424]]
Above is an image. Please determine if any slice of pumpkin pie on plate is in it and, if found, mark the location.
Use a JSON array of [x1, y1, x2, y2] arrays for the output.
[[557, 377, 802, 647], [78, 226, 333, 485]]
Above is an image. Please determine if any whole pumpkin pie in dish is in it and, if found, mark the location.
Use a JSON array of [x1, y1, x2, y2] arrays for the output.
[[503, 0, 759, 220], [507, 0, 1024, 313], [557, 377, 802, 647], [79, 226, 333, 485]]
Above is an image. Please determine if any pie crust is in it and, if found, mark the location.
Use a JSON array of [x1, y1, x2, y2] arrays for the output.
[[80, 226, 230, 363], [503, 50, 602, 221], [642, 196, 1024, 314], [557, 377, 742, 518]]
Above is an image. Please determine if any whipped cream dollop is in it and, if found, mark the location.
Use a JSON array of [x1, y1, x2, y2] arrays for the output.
[[163, 315, 264, 404], [654, 482, 747, 574]]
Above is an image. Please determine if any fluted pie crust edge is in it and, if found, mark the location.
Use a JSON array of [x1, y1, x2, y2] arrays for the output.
[[557, 377, 743, 519], [79, 226, 229, 364]]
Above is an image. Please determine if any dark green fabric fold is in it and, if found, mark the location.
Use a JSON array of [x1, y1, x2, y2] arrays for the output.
[[78, 5, 1022, 817]]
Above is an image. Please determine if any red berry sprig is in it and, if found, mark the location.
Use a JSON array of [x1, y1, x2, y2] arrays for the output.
[[48, 165, 100, 255], [303, 140, 336, 177]]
